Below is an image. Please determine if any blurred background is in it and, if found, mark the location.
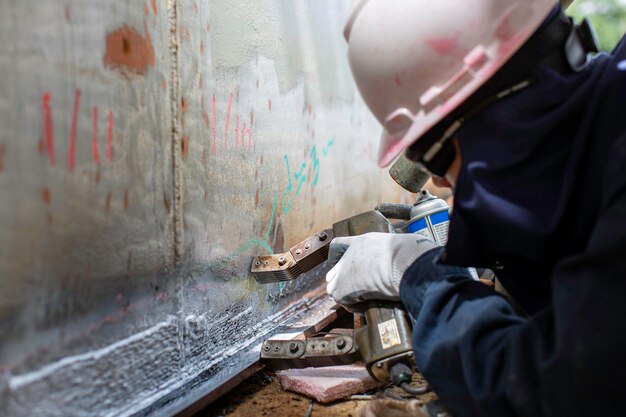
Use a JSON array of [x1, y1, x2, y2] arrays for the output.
[[568, 0, 626, 51]]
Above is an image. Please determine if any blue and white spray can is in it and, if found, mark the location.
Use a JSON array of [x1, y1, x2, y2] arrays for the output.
[[406, 190, 451, 245], [406, 190, 478, 279]]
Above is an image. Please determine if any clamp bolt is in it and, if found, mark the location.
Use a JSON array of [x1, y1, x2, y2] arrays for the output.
[[304, 244, 311, 250], [255, 260, 261, 266], [274, 346, 280, 351], [278, 256, 286, 266], [264, 345, 270, 351], [318, 232, 328, 241], [295, 249, 302, 255], [264, 260, 270, 266], [336, 338, 346, 349], [289, 342, 299, 353]]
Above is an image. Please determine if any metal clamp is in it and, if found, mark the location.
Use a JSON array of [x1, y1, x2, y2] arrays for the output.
[[251, 229, 334, 283]]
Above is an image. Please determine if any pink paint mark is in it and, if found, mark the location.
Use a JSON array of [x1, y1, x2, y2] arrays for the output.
[[67, 89, 81, 171], [234, 115, 239, 146], [211, 94, 217, 155], [106, 111, 114, 162], [241, 122, 246, 148], [247, 128, 252, 150], [92, 107, 100, 165], [224, 93, 233, 148], [42, 92, 55, 165], [425, 35, 459, 55], [42, 188, 51, 205]]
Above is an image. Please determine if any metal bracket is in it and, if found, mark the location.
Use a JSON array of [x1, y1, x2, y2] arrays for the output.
[[261, 335, 358, 369], [251, 229, 333, 283]]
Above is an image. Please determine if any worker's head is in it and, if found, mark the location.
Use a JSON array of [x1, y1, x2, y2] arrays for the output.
[[343, 0, 559, 174]]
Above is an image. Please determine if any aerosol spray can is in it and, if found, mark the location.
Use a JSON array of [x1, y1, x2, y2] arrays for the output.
[[406, 190, 450, 245], [406, 190, 478, 279]]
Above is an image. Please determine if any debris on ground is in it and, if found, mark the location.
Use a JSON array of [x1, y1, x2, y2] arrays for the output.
[[358, 398, 427, 417]]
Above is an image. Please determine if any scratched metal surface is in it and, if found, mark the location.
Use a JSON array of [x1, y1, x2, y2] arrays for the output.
[[0, 1, 410, 416]]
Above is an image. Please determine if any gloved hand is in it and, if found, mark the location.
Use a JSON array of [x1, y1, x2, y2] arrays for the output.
[[325, 233, 438, 305]]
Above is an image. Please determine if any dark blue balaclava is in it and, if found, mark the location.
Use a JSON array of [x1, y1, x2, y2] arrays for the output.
[[443, 33, 625, 311]]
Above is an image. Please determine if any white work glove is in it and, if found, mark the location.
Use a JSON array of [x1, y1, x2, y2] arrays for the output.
[[325, 233, 438, 306]]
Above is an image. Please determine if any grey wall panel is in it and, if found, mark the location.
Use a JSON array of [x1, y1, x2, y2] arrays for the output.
[[0, 1, 411, 415]]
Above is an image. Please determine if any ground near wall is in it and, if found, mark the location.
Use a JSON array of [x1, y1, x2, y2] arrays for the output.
[[198, 369, 436, 417]]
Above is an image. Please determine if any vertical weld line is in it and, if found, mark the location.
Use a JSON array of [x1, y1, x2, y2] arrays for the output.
[[167, 0, 184, 268], [167, 0, 187, 368]]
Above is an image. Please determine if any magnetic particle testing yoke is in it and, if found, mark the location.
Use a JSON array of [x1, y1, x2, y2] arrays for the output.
[[250, 155, 450, 396]]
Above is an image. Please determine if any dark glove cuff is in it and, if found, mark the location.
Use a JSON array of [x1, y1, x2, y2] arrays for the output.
[[400, 246, 473, 316]]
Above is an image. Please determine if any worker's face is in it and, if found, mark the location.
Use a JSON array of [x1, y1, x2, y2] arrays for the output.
[[431, 139, 461, 189]]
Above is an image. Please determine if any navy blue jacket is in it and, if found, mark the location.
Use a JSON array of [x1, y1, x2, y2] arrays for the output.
[[400, 37, 626, 417]]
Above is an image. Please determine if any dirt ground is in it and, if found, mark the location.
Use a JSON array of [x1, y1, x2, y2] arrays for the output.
[[198, 369, 437, 417]]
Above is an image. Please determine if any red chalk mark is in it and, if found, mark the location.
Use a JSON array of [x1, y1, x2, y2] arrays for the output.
[[247, 128, 252, 150], [241, 123, 246, 148], [42, 188, 51, 205], [425, 35, 459, 55], [0, 143, 5, 172], [105, 192, 112, 213], [250, 110, 254, 126], [124, 189, 129, 210], [211, 95, 217, 155], [235, 115, 239, 146], [106, 110, 114, 162], [394, 74, 402, 87], [255, 189, 259, 207], [181, 136, 189, 158], [224, 93, 233, 148], [268, 99, 272, 111], [150, 0, 157, 15], [202, 111, 210, 129], [42, 92, 55, 165], [67, 89, 81, 171], [92, 107, 100, 164]]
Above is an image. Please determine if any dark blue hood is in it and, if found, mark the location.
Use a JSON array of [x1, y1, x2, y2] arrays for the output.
[[443, 37, 626, 312]]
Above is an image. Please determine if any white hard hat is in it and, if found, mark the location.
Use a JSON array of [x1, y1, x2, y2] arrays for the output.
[[344, 0, 558, 167]]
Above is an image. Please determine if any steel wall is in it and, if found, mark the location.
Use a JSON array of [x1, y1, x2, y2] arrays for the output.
[[0, 1, 410, 415]]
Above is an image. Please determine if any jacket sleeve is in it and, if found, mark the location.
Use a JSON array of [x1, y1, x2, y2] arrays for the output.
[[400, 139, 626, 417]]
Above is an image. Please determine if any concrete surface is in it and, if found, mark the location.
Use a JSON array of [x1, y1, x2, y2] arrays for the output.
[[0, 1, 410, 416]]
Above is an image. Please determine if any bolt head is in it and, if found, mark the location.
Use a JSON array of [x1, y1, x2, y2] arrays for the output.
[[289, 342, 299, 353], [318, 232, 328, 241], [255, 260, 261, 266], [295, 249, 302, 255], [264, 345, 270, 351], [304, 244, 311, 250], [274, 345, 280, 351], [263, 260, 270, 266], [336, 339, 346, 349], [278, 256, 286, 266]]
